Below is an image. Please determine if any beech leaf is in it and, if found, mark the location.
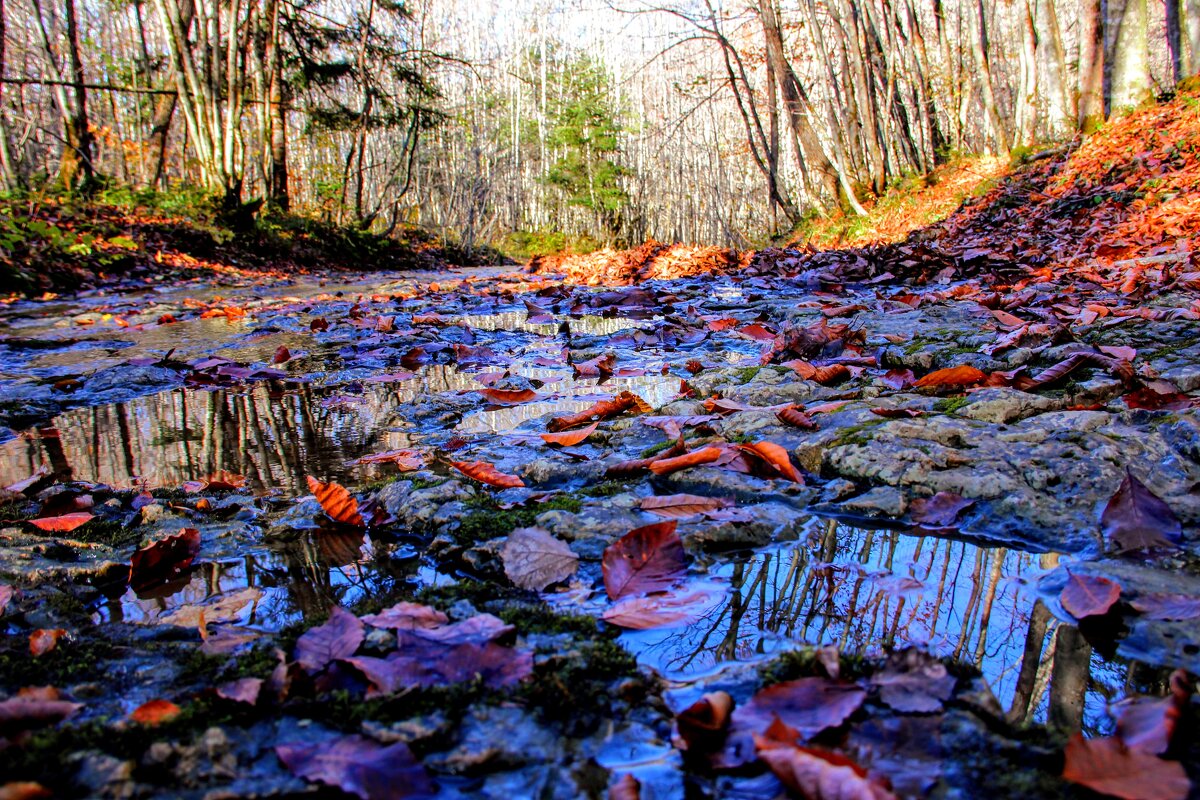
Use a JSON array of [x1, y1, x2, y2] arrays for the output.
[[1061, 573, 1121, 619], [295, 606, 364, 673], [307, 476, 365, 527], [602, 521, 688, 600], [1062, 734, 1190, 800], [1101, 470, 1181, 553], [639, 494, 733, 519], [449, 460, 525, 489], [501, 526, 579, 591], [276, 735, 434, 800]]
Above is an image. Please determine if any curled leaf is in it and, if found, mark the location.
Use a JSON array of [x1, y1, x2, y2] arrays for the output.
[[540, 421, 599, 447], [307, 476, 365, 527], [914, 365, 986, 389], [449, 460, 525, 489]]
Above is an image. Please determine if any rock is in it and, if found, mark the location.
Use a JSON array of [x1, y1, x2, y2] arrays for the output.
[[263, 498, 325, 539], [424, 706, 560, 775], [682, 501, 808, 549], [958, 388, 1061, 424], [378, 479, 475, 529], [362, 712, 452, 746], [840, 486, 907, 518], [519, 458, 606, 487]]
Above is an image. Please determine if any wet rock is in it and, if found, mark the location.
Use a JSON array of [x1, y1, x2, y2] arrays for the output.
[[655, 467, 812, 508], [424, 706, 560, 775], [682, 501, 807, 549], [362, 711, 452, 746], [378, 478, 476, 529], [958, 388, 1061, 424], [263, 498, 325, 539], [73, 751, 135, 799], [840, 486, 907, 518], [539, 506, 646, 559], [519, 458, 606, 488], [81, 365, 182, 404]]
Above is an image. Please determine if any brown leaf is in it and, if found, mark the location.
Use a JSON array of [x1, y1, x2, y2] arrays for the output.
[[1061, 573, 1121, 619], [914, 365, 986, 389], [776, 405, 818, 430], [203, 470, 246, 490], [272, 345, 291, 364], [501, 527, 579, 591], [909, 492, 974, 528], [0, 697, 82, 738], [29, 628, 66, 657], [1116, 671, 1192, 755], [573, 353, 616, 377], [276, 735, 434, 800], [130, 699, 182, 726], [0, 584, 12, 616], [639, 494, 733, 519], [540, 421, 599, 447], [871, 407, 925, 418], [215, 678, 263, 706], [1129, 593, 1200, 620], [602, 521, 688, 600], [547, 391, 650, 431], [811, 364, 851, 385], [359, 602, 449, 630], [608, 773, 641, 800], [1062, 734, 1190, 800], [1124, 387, 1196, 411], [129, 528, 201, 592], [736, 441, 803, 483], [449, 460, 525, 489], [28, 512, 93, 532], [646, 446, 723, 476], [755, 732, 898, 800], [346, 449, 427, 471], [307, 476, 365, 527], [601, 587, 720, 629], [0, 782, 51, 800], [344, 638, 531, 695], [676, 691, 734, 752], [479, 388, 541, 405], [870, 649, 956, 713], [1102, 469, 1181, 553], [295, 606, 364, 673]]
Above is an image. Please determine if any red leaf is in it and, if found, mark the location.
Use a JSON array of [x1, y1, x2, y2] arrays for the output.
[[276, 735, 434, 800], [540, 421, 599, 447], [881, 369, 916, 390], [130, 699, 181, 726], [871, 407, 925, 418], [675, 691, 734, 752], [479, 388, 541, 405], [811, 364, 851, 385], [1062, 734, 1190, 800], [1101, 469, 1181, 552], [1124, 387, 1196, 411], [602, 521, 688, 600], [639, 494, 733, 519], [129, 528, 201, 591], [28, 512, 93, 533], [272, 345, 291, 364], [1116, 671, 1192, 755], [776, 405, 818, 430], [29, 629, 66, 657], [736, 441, 803, 483], [601, 587, 719, 629], [0, 782, 51, 799], [548, 391, 651, 431], [646, 446, 723, 476], [203, 470, 245, 490], [294, 606, 364, 673], [755, 733, 897, 800], [307, 476, 365, 527], [449, 460, 525, 489], [914, 365, 986, 389], [1061, 573, 1121, 619]]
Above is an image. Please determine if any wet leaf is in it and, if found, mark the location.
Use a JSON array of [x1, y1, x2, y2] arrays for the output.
[[449, 460, 525, 489], [346, 449, 426, 471], [29, 628, 66, 657], [479, 388, 541, 405], [913, 365, 986, 389], [738, 678, 867, 740], [881, 369, 916, 390], [161, 586, 264, 628], [601, 587, 720, 629], [1102, 470, 1181, 553], [608, 774, 641, 800], [0, 584, 12, 616], [130, 699, 182, 726], [639, 494, 733, 519], [909, 492, 974, 528], [573, 353, 616, 377], [407, 614, 513, 645], [1129, 593, 1200, 620], [359, 602, 449, 630], [1062, 734, 1190, 800], [811, 364, 851, 385], [215, 678, 263, 705], [755, 729, 898, 800], [272, 345, 291, 363], [1061, 573, 1121, 619], [547, 391, 650, 431], [203, 470, 246, 490], [675, 691, 734, 752], [501, 526, 579, 591], [129, 528, 201, 592], [646, 446, 723, 476], [776, 405, 818, 430], [1115, 671, 1191, 755], [276, 735, 434, 800], [0, 783, 51, 800], [28, 512, 93, 532], [307, 476, 365, 527], [540, 421, 599, 446], [602, 520, 688, 600], [1124, 387, 1195, 411], [736, 441, 803, 483], [871, 407, 925, 418], [344, 638, 531, 695], [295, 606, 364, 673], [0, 697, 83, 738], [870, 650, 956, 713]]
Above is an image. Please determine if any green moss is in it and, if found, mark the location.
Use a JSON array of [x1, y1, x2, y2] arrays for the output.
[[737, 366, 762, 384], [518, 638, 644, 735], [455, 494, 583, 544], [0, 638, 118, 689], [578, 479, 633, 498], [934, 395, 970, 414], [830, 418, 886, 447], [68, 518, 140, 549], [639, 439, 679, 458]]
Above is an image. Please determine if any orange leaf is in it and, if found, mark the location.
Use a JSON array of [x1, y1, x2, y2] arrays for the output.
[[28, 512, 93, 532], [540, 421, 599, 446], [547, 391, 650, 432], [811, 364, 851, 385], [647, 446, 723, 476], [914, 365, 986, 389], [0, 782, 52, 800], [306, 476, 365, 527], [29, 628, 66, 657], [1062, 734, 1190, 800], [639, 494, 733, 518], [738, 441, 803, 483], [676, 691, 734, 752], [777, 405, 818, 429], [130, 699, 182, 726], [449, 461, 525, 489], [479, 388, 541, 405]]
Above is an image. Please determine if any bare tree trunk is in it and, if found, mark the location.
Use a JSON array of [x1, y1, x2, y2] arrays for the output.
[[969, 0, 1009, 154], [1078, 0, 1106, 131], [0, 0, 15, 188], [1109, 0, 1151, 115], [145, 0, 194, 189], [1041, 0, 1074, 136], [1014, 0, 1038, 147], [1048, 624, 1090, 733], [1164, 0, 1188, 82]]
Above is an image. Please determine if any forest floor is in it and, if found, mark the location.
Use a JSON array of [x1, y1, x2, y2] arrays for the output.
[[1, 93, 1199, 800]]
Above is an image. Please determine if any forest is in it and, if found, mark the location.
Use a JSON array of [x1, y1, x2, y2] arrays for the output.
[[1, 1, 1199, 799]]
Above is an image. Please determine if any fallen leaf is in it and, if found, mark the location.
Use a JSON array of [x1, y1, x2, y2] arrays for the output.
[[870, 649, 956, 713], [646, 446, 723, 476], [344, 638, 531, 695], [449, 460, 525, 489], [675, 691, 734, 752], [272, 345, 291, 364], [602, 521, 688, 600], [0, 783, 51, 800], [639, 494, 733, 519], [129, 528, 202, 592], [359, 602, 449, 630], [755, 727, 897, 800], [346, 449, 426, 471], [777, 405, 818, 430], [0, 697, 82, 738], [540, 421, 599, 446], [1061, 573, 1122, 619], [601, 587, 719, 629], [1115, 671, 1192, 755], [1062, 734, 1190, 800], [736, 441, 803, 483], [1129, 593, 1200, 620], [276, 735, 434, 800], [501, 526, 579, 591], [914, 365, 986, 389], [203, 470, 246, 490], [215, 678, 263, 705], [547, 391, 651, 431], [130, 699, 182, 726], [871, 407, 925, 418], [0, 584, 12, 616], [811, 364, 851, 385], [573, 353, 617, 377], [29, 629, 66, 657], [909, 492, 974, 528], [479, 388, 541, 405], [1102, 469, 1181, 553], [295, 606, 364, 673], [736, 677, 867, 740], [28, 512, 93, 532], [307, 476, 365, 527]]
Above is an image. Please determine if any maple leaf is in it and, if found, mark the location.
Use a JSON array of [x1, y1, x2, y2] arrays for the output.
[[276, 736, 434, 800], [307, 476, 365, 527], [449, 460, 525, 489], [295, 606, 364, 673], [1101, 469, 1181, 553], [601, 521, 688, 600], [501, 526, 579, 591], [1060, 573, 1122, 619], [1062, 734, 1190, 800]]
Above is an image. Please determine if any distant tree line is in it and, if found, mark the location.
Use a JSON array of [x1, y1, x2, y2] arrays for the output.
[[0, 0, 1193, 245]]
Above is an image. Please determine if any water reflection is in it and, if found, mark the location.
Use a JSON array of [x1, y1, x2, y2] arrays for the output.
[[620, 518, 1153, 733]]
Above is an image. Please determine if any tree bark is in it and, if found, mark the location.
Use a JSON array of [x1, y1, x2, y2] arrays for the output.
[[1078, 0, 1106, 132], [1109, 0, 1151, 115], [969, 0, 1009, 154]]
